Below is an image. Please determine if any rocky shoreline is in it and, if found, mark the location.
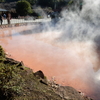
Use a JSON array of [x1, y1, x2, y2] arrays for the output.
[[0, 45, 94, 100]]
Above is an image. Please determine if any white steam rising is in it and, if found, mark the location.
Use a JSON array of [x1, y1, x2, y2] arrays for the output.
[[29, 0, 100, 100]]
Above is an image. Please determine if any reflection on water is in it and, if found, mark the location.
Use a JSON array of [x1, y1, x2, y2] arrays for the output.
[[0, 26, 100, 100]]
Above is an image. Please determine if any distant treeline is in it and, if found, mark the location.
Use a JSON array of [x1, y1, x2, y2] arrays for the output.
[[0, 0, 83, 10]]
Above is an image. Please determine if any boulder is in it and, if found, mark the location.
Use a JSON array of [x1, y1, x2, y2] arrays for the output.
[[34, 70, 45, 79]]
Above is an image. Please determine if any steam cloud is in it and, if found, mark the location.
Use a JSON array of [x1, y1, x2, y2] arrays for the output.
[[29, 0, 100, 99]]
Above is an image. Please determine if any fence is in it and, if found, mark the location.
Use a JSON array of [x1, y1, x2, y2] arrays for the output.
[[2, 18, 35, 25], [1, 17, 51, 25]]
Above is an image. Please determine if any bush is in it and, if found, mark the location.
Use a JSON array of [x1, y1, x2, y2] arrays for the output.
[[0, 63, 24, 100], [16, 0, 32, 16], [0, 46, 5, 61]]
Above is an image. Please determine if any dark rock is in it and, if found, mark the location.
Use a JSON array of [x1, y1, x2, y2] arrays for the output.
[[4, 57, 20, 64], [16, 61, 24, 68], [54, 86, 85, 100], [4, 57, 24, 69], [34, 70, 45, 79], [40, 79, 48, 85]]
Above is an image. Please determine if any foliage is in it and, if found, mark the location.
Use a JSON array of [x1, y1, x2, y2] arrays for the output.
[[2, 0, 83, 10], [0, 46, 23, 99], [16, 0, 32, 16], [0, 46, 5, 57], [0, 46, 5, 61], [0, 0, 5, 2], [0, 63, 24, 99], [0, 60, 62, 100], [26, 0, 37, 5], [30, 11, 39, 17], [5, 0, 18, 2], [37, 0, 68, 9]]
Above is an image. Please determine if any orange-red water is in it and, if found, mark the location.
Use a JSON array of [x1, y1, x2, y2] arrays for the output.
[[0, 25, 99, 99]]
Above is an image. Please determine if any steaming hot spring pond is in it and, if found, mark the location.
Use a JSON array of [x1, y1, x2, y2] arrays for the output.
[[0, 25, 100, 100]]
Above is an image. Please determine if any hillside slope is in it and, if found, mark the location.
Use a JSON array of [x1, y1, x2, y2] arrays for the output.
[[0, 45, 93, 100]]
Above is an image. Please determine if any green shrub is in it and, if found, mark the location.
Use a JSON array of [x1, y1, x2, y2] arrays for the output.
[[0, 45, 5, 57], [16, 0, 32, 16], [0, 63, 24, 99], [0, 45, 5, 61]]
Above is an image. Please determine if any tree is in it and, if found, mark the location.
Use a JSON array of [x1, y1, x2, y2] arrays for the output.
[[26, 0, 37, 5], [16, 0, 32, 16], [37, 0, 68, 9], [5, 0, 18, 2], [38, 0, 49, 7], [0, 0, 5, 2]]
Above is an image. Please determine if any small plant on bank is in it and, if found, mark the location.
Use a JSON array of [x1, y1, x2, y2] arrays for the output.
[[0, 63, 24, 100], [0, 46, 5, 61]]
